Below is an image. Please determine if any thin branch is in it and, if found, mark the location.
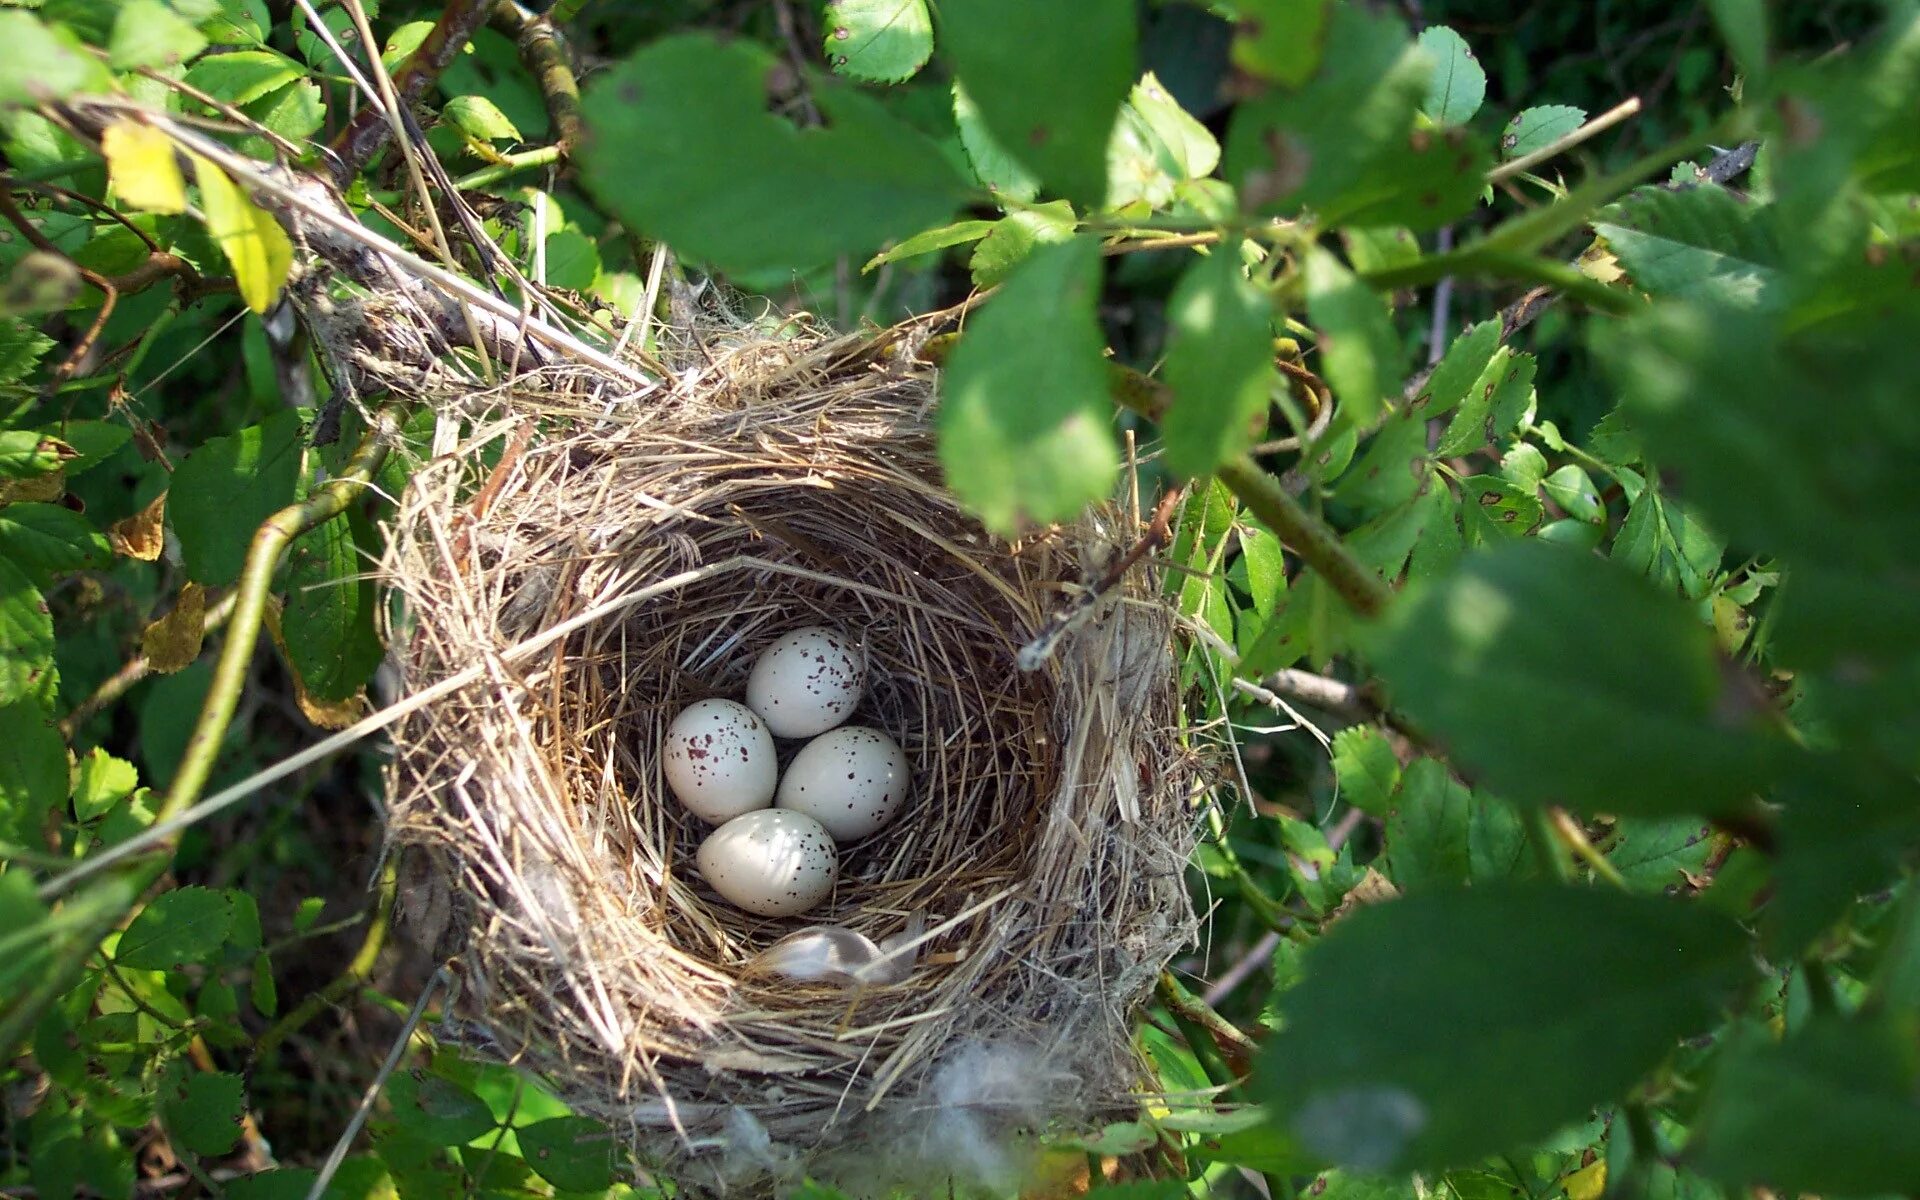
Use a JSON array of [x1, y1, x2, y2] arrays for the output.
[[490, 2, 584, 152], [1158, 970, 1257, 1079], [59, 590, 241, 738], [251, 857, 398, 1071], [329, 0, 494, 185]]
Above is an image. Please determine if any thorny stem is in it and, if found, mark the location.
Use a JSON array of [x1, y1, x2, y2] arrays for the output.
[[329, 0, 494, 185], [251, 858, 399, 1071]]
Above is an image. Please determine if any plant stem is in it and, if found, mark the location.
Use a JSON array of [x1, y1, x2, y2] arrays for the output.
[[1487, 97, 1644, 184], [1158, 971, 1258, 1079], [1552, 809, 1628, 888], [59, 589, 241, 738], [328, 0, 494, 184], [490, 2, 584, 152], [453, 144, 562, 190], [1526, 805, 1573, 883], [1800, 959, 1840, 1015], [252, 858, 398, 1070]]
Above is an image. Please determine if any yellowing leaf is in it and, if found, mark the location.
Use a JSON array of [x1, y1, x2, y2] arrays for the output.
[[1562, 1159, 1607, 1200], [109, 491, 167, 561], [141, 582, 206, 674], [190, 154, 291, 313], [102, 121, 187, 214]]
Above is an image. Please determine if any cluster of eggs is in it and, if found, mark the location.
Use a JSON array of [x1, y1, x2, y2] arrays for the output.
[[663, 627, 908, 918]]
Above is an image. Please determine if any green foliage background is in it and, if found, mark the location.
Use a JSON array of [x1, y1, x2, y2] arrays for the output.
[[3, 0, 1918, 1197]]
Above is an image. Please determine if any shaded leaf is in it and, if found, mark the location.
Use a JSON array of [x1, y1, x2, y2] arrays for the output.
[[1258, 884, 1753, 1171], [1613, 481, 1724, 600], [1603, 816, 1714, 893], [0, 702, 64, 844], [1305, 247, 1402, 427], [386, 1069, 496, 1146], [162, 1069, 246, 1158], [1331, 726, 1400, 816], [0, 504, 110, 579], [1162, 250, 1276, 476], [1382, 758, 1472, 889], [1230, 0, 1332, 87], [169, 411, 302, 586], [937, 239, 1116, 533], [118, 886, 234, 970], [282, 509, 383, 702], [953, 82, 1041, 203], [0, 557, 54, 708], [142, 582, 208, 675], [516, 1116, 618, 1192], [1593, 186, 1782, 309]]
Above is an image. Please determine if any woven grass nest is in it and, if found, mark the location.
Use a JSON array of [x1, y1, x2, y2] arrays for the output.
[[381, 310, 1204, 1194]]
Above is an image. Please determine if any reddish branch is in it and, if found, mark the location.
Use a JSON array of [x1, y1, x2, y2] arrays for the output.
[[327, 0, 494, 186]]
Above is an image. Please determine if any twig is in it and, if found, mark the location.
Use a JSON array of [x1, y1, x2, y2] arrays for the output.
[[1550, 808, 1627, 888], [1488, 97, 1644, 184], [1260, 668, 1370, 718], [251, 858, 398, 1071], [1017, 486, 1182, 670], [302, 969, 447, 1200], [490, 2, 585, 152], [1158, 970, 1257, 1078], [1202, 929, 1281, 1007], [329, 0, 494, 185], [59, 591, 240, 738]]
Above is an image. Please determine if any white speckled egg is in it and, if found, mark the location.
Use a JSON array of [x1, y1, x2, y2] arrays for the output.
[[662, 699, 777, 824], [696, 809, 838, 917], [776, 725, 909, 842], [745, 626, 866, 739]]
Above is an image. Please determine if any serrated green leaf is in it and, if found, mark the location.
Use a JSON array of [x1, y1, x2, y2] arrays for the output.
[[0, 504, 110, 580], [1236, 526, 1286, 619], [0, 557, 54, 708], [1690, 1016, 1920, 1195], [1435, 349, 1534, 458], [516, 1116, 618, 1192], [1612, 483, 1724, 600], [43, 421, 130, 474], [0, 701, 64, 845], [184, 49, 305, 106], [0, 319, 55, 383], [1332, 413, 1429, 514], [967, 200, 1075, 287], [169, 410, 303, 586], [1305, 246, 1402, 427], [1457, 474, 1543, 545], [1416, 26, 1485, 125], [1541, 464, 1602, 524], [1332, 726, 1400, 816], [1129, 71, 1219, 182], [0, 431, 75, 479], [864, 219, 996, 272], [578, 35, 966, 272], [1363, 542, 1778, 817], [71, 747, 138, 823], [162, 1069, 246, 1157], [1499, 443, 1547, 491], [283, 508, 383, 702], [110, 0, 208, 70], [118, 886, 234, 969], [1258, 884, 1752, 1171], [540, 228, 599, 291], [822, 0, 932, 83], [1162, 251, 1276, 477], [0, 13, 112, 106], [1593, 186, 1783, 309], [953, 83, 1041, 203], [443, 94, 521, 142], [938, 0, 1136, 206], [1230, 0, 1332, 87], [1466, 791, 1528, 881], [1603, 816, 1714, 892], [1410, 319, 1499, 420], [387, 1069, 497, 1146], [1501, 105, 1585, 160], [938, 239, 1116, 533], [1382, 758, 1471, 889]]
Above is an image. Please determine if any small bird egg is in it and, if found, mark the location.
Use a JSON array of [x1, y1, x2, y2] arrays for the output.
[[696, 809, 839, 917], [745, 626, 867, 739], [776, 725, 909, 842], [662, 699, 777, 824]]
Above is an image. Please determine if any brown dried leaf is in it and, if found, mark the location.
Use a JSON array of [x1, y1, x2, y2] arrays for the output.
[[1327, 866, 1401, 925], [109, 490, 167, 560], [0, 469, 67, 505], [141, 581, 206, 673]]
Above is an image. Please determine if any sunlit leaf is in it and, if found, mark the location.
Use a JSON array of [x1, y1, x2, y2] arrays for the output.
[[822, 0, 933, 83], [190, 154, 292, 313]]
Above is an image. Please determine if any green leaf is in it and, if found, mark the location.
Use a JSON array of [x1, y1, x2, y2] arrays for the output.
[[1363, 542, 1777, 817], [386, 1068, 498, 1146], [1689, 1016, 1920, 1195], [109, 0, 209, 70], [953, 83, 1041, 203], [0, 504, 110, 580], [1501, 105, 1585, 160], [71, 747, 138, 823], [0, 431, 76, 479], [1541, 464, 1602, 524], [45, 421, 131, 475], [822, 0, 932, 83], [937, 238, 1117, 533], [1592, 186, 1782, 309], [0, 557, 54, 708], [1236, 526, 1286, 619], [169, 410, 303, 587], [1162, 251, 1276, 477], [864, 219, 996, 272], [283, 508, 383, 702], [1332, 726, 1400, 816], [1705, 0, 1768, 83], [1224, 5, 1428, 217], [1613, 482, 1724, 600], [184, 49, 305, 106], [515, 1116, 618, 1192], [1258, 884, 1752, 1172], [1415, 26, 1485, 125], [939, 0, 1135, 206], [967, 200, 1075, 287], [1305, 247, 1402, 428], [0, 13, 111, 106], [0, 319, 55, 384], [578, 34, 966, 272], [1230, 0, 1332, 88], [1435, 349, 1534, 458], [162, 1068, 246, 1157], [117, 886, 235, 970], [0, 702, 64, 845], [1410, 319, 1499, 420], [1128, 72, 1219, 182], [1466, 792, 1529, 882], [442, 94, 521, 142], [541, 228, 599, 291], [1603, 816, 1714, 893], [1382, 758, 1471, 889]]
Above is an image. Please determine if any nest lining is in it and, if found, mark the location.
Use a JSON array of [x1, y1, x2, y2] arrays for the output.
[[381, 321, 1203, 1189]]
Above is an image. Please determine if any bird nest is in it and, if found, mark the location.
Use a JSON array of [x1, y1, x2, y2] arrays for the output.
[[379, 314, 1203, 1193]]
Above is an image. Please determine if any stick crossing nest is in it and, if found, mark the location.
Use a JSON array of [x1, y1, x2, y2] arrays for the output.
[[381, 317, 1202, 1193]]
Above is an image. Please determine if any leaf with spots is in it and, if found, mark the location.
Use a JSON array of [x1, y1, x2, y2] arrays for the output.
[[1502, 104, 1586, 161], [938, 0, 1137, 206], [1436, 348, 1535, 458], [1416, 26, 1485, 124], [386, 1069, 497, 1146], [822, 0, 933, 84], [162, 1068, 246, 1158], [117, 886, 235, 970], [516, 1116, 619, 1192]]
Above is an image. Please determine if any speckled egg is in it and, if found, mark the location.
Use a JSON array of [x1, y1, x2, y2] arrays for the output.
[[696, 809, 839, 917], [775, 725, 909, 842], [662, 699, 777, 824], [744, 626, 866, 739]]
